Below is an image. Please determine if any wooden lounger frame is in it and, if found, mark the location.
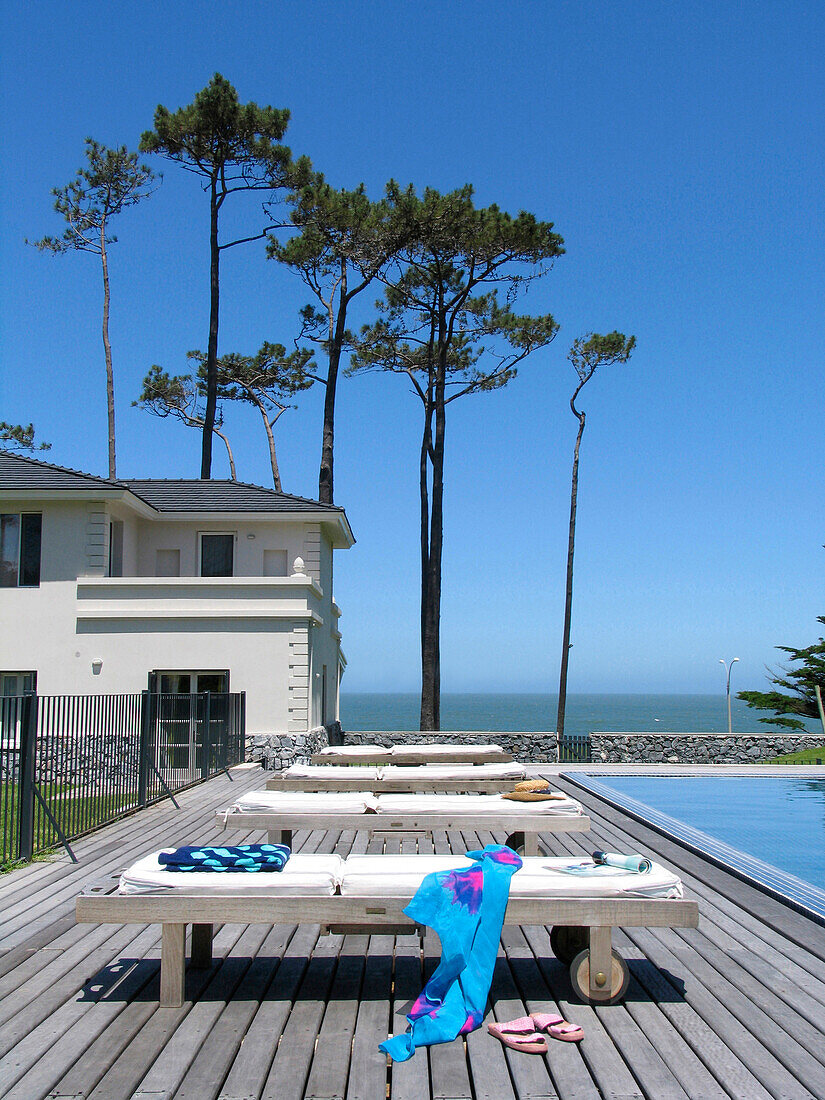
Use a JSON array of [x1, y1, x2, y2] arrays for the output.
[[265, 775, 522, 793], [216, 809, 591, 856], [76, 881, 698, 1009], [310, 747, 513, 765]]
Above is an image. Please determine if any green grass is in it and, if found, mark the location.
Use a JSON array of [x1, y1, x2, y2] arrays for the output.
[[764, 745, 825, 764], [0, 785, 135, 871]]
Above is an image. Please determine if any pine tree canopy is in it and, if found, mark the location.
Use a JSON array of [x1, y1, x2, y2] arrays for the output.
[[738, 619, 825, 731], [140, 73, 304, 189]]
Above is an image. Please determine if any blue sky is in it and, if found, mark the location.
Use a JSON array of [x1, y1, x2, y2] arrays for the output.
[[1, 2, 822, 695]]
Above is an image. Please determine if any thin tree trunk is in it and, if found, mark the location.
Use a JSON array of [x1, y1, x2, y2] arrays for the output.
[[318, 260, 348, 504], [256, 400, 282, 491], [214, 428, 236, 480], [99, 219, 116, 479], [420, 360, 446, 732], [816, 684, 825, 736], [556, 410, 586, 749], [202, 175, 220, 479], [419, 406, 432, 726]]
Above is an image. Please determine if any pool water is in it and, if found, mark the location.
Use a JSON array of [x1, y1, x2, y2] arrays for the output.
[[583, 775, 825, 897]]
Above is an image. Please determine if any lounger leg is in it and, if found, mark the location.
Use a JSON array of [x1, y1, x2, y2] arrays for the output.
[[269, 828, 292, 847], [160, 923, 186, 1008], [588, 926, 613, 999], [523, 833, 539, 856], [191, 922, 213, 968]]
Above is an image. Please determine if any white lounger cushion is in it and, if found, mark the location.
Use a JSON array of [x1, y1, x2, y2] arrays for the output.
[[380, 763, 525, 781], [119, 852, 345, 896], [284, 764, 383, 781], [339, 855, 683, 899], [391, 743, 503, 758], [233, 791, 379, 814], [315, 745, 388, 759], [374, 794, 584, 817]]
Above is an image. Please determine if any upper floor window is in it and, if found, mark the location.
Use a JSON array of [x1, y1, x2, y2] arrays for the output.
[[108, 520, 123, 577], [200, 533, 234, 577], [263, 548, 288, 577], [0, 513, 42, 588]]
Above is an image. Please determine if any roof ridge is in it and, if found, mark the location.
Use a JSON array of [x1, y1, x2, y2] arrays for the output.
[[122, 477, 343, 511], [0, 448, 117, 487]]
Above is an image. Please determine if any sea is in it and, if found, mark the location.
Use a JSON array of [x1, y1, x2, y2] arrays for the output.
[[339, 692, 821, 737]]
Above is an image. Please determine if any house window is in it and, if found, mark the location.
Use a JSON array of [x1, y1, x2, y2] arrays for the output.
[[1, 671, 36, 696], [156, 548, 181, 577], [263, 548, 288, 577], [0, 513, 42, 588], [200, 533, 234, 577], [108, 520, 123, 577]]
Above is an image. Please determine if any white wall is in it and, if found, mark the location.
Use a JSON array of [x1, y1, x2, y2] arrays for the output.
[[134, 519, 309, 578]]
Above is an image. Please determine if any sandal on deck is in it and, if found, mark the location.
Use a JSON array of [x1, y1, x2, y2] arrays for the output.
[[487, 1017, 548, 1054], [531, 1011, 584, 1042]]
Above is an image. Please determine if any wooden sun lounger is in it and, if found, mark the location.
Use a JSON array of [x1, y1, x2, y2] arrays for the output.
[[76, 879, 698, 1008], [215, 807, 591, 856], [265, 769, 525, 793], [310, 746, 513, 765]]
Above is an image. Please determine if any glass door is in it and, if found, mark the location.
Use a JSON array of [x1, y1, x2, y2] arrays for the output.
[[152, 671, 228, 784]]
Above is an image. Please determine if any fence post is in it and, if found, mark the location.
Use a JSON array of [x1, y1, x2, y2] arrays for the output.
[[201, 692, 212, 780], [138, 691, 152, 807], [17, 692, 38, 861]]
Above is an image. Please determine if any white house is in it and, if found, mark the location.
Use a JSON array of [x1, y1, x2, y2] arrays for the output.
[[0, 451, 355, 735]]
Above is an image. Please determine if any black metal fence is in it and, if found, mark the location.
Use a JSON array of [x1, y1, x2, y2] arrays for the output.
[[0, 690, 245, 867], [558, 733, 592, 763]]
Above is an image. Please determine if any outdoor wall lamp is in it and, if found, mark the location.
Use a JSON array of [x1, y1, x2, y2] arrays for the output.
[[91, 658, 103, 675]]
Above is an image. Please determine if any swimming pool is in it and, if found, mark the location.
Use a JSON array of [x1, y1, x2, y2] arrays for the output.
[[572, 774, 825, 921]]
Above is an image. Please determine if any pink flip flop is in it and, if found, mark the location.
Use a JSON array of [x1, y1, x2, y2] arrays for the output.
[[531, 1011, 584, 1042], [487, 1016, 549, 1054]]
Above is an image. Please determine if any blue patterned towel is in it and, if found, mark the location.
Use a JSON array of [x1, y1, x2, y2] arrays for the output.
[[158, 844, 290, 872], [381, 844, 523, 1062]]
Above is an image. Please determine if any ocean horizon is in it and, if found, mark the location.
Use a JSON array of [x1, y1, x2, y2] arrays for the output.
[[339, 692, 821, 738]]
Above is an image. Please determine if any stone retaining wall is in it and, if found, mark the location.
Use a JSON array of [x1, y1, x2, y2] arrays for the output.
[[334, 730, 560, 762], [246, 723, 337, 770], [248, 726, 825, 769], [590, 731, 825, 764]]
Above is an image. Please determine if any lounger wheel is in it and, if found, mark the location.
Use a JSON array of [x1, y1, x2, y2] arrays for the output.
[[550, 924, 589, 966], [569, 947, 630, 1004], [504, 831, 526, 855]]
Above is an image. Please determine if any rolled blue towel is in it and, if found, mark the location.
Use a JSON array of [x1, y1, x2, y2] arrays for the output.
[[592, 851, 652, 874], [158, 844, 290, 872]]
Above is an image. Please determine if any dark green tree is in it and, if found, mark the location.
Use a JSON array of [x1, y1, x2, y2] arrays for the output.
[[140, 74, 309, 478], [738, 620, 825, 734], [0, 423, 51, 452], [268, 178, 410, 503], [28, 139, 158, 478], [350, 185, 563, 730], [187, 345, 314, 490], [555, 332, 636, 748], [134, 365, 237, 479]]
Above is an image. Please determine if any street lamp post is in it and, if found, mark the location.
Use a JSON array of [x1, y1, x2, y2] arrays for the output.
[[719, 657, 739, 735]]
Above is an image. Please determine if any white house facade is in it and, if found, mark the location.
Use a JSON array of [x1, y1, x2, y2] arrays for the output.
[[0, 452, 355, 735]]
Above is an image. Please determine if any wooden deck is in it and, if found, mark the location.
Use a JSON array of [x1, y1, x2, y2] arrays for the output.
[[0, 764, 823, 1099]]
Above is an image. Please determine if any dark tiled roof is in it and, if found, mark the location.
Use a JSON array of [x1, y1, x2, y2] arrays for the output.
[[0, 450, 115, 490], [0, 452, 345, 516], [122, 480, 345, 514]]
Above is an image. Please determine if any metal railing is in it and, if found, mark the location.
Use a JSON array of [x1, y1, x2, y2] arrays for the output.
[[558, 733, 592, 763], [0, 690, 245, 867]]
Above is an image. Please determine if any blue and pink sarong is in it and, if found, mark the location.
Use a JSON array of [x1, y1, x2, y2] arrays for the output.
[[381, 844, 522, 1062]]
